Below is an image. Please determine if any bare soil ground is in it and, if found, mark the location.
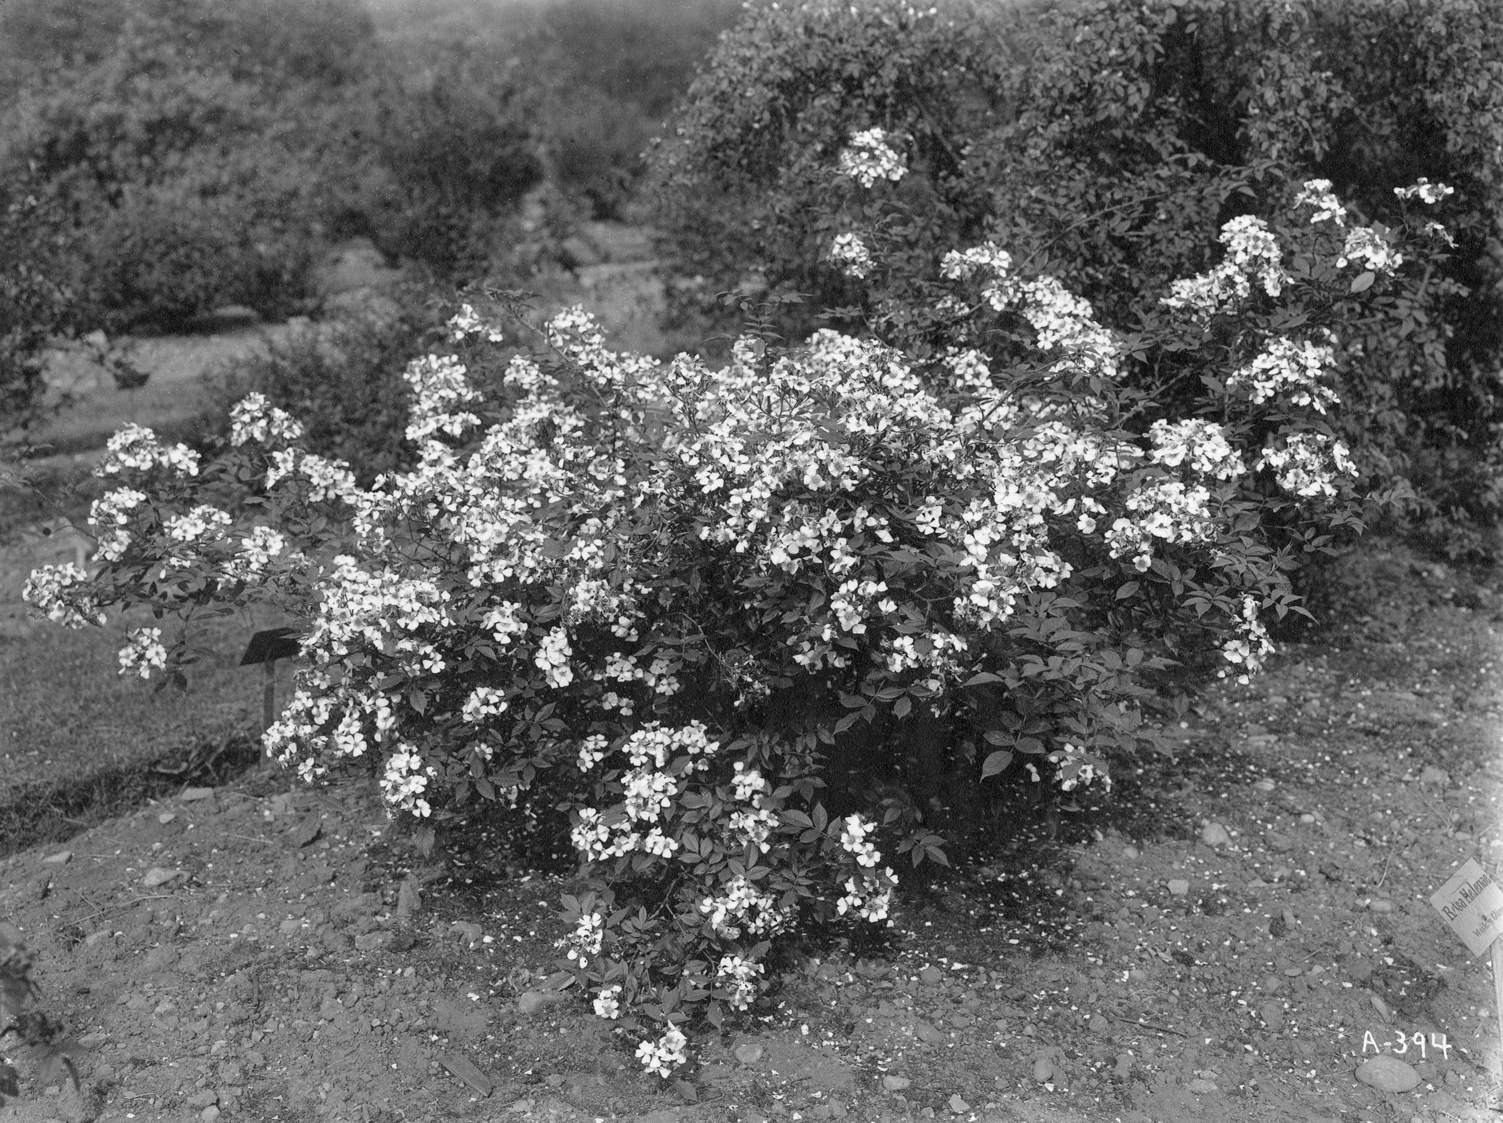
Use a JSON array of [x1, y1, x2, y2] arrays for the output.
[[0, 547, 1499, 1123]]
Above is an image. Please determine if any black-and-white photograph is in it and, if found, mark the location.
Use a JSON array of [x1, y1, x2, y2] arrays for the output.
[[1, 2, 1501, 1120]]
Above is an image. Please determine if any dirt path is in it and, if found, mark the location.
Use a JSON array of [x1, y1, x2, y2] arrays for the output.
[[0, 546, 1497, 1123], [15, 226, 682, 473], [25, 237, 408, 461]]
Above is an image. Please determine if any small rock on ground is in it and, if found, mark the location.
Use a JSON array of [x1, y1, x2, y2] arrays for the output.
[[438, 1052, 494, 1097], [1418, 765, 1450, 788], [517, 990, 560, 1015], [1199, 822, 1232, 846], [1354, 1054, 1421, 1093], [396, 874, 422, 918], [449, 920, 483, 945]]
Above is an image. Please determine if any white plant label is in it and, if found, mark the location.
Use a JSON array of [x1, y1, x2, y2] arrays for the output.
[[1429, 857, 1503, 958]]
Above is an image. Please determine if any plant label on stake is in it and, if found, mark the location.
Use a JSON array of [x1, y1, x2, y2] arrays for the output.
[[1428, 856, 1503, 1070], [1431, 857, 1503, 956], [239, 628, 301, 758]]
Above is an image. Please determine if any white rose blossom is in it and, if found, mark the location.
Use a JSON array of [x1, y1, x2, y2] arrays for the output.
[[829, 232, 875, 279], [1394, 178, 1454, 205], [117, 627, 168, 679], [636, 1025, 688, 1077], [1255, 433, 1357, 498], [229, 393, 304, 446], [837, 127, 906, 188]]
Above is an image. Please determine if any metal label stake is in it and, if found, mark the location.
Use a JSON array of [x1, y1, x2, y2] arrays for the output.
[[239, 628, 301, 758]]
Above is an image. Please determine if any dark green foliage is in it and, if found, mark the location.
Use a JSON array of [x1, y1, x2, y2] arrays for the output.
[[536, 0, 744, 218], [540, 0, 743, 122], [362, 0, 744, 235], [0, 0, 378, 91], [545, 85, 660, 222], [976, 0, 1503, 558], [651, 0, 1032, 335], [69, 189, 320, 332], [0, 176, 74, 439], [368, 61, 545, 281], [0, 925, 85, 1106], [651, 0, 1503, 557], [0, 0, 744, 324], [0, 0, 380, 331]]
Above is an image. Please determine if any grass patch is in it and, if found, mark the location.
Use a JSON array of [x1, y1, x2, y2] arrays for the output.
[[0, 609, 294, 856], [0, 617, 255, 782]]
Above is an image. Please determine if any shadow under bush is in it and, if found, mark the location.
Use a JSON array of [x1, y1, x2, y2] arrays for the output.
[[0, 731, 266, 861]]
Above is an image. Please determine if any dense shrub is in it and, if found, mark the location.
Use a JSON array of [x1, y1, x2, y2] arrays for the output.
[[1, 0, 743, 308], [24, 162, 1447, 1068], [0, 0, 379, 330], [68, 189, 307, 331], [653, 0, 1503, 556], [366, 60, 544, 281], [0, 178, 74, 441], [651, 0, 1035, 335], [543, 86, 660, 223], [361, 0, 743, 246], [538, 0, 744, 122], [976, 0, 1503, 557], [0, 0, 377, 95]]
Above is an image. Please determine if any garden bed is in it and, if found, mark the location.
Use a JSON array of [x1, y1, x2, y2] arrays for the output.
[[0, 545, 1498, 1123]]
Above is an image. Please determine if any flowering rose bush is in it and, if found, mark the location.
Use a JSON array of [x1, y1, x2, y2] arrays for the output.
[[23, 166, 1450, 1070]]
